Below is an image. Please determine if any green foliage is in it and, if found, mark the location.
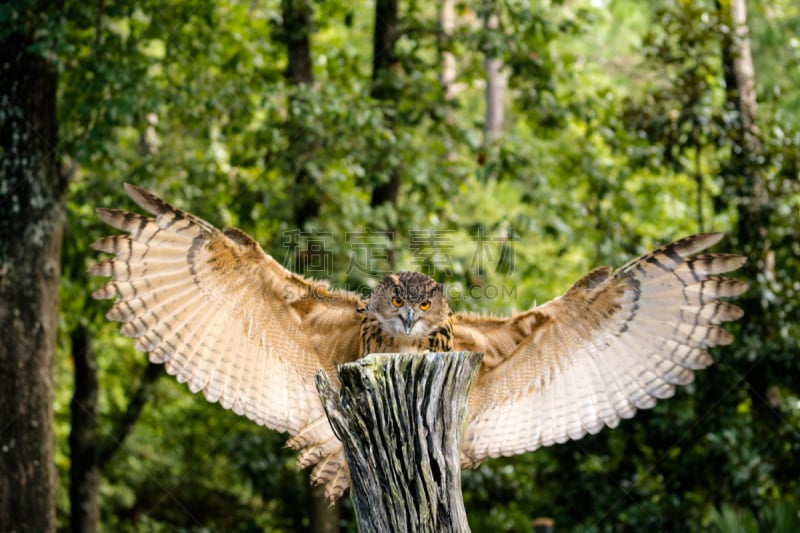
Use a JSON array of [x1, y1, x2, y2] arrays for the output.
[[45, 0, 800, 530], [709, 502, 800, 533]]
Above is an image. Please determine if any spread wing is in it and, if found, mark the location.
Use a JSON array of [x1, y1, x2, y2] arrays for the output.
[[90, 184, 364, 497], [453, 233, 747, 466]]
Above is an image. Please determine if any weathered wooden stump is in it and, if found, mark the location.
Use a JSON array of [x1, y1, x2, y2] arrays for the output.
[[315, 351, 483, 533]]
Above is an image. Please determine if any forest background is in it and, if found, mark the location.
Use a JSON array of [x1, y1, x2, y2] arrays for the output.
[[1, 0, 799, 531]]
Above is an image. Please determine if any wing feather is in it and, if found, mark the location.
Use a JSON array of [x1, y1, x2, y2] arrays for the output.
[[460, 233, 746, 466], [581, 353, 616, 431], [90, 184, 365, 499]]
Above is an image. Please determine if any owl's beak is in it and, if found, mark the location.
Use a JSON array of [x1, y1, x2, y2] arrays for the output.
[[403, 309, 415, 335]]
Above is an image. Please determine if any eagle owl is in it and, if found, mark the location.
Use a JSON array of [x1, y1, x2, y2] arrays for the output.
[[361, 272, 453, 354], [90, 184, 747, 499]]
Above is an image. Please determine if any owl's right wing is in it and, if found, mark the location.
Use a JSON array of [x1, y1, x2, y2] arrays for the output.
[[453, 233, 747, 466], [90, 184, 363, 498]]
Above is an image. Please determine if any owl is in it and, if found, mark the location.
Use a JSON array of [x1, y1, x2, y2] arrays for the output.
[[90, 184, 747, 499], [361, 272, 453, 354]]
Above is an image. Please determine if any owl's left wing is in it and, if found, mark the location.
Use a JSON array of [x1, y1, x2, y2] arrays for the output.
[[90, 184, 364, 498], [453, 233, 747, 466]]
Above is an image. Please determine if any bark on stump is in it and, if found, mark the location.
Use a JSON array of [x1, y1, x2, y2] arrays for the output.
[[315, 351, 483, 533]]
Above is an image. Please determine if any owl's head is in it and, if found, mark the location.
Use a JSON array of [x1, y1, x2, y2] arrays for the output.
[[366, 272, 450, 338]]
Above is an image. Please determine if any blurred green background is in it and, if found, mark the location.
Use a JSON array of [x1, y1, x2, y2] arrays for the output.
[[5, 0, 800, 530]]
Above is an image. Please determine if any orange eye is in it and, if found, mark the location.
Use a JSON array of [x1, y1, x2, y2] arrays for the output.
[[391, 296, 404, 307], [419, 300, 431, 311]]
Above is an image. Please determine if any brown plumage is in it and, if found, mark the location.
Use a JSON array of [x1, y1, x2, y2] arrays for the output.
[[90, 184, 747, 499], [361, 272, 453, 354]]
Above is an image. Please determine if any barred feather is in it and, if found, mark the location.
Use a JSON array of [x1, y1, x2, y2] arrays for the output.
[[458, 232, 746, 466], [90, 183, 364, 500]]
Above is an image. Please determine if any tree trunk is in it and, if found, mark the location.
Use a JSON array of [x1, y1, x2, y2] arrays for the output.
[[718, 1, 768, 313], [439, 0, 457, 161], [370, 0, 401, 209], [280, 0, 322, 230], [482, 0, 505, 145], [717, 0, 774, 421], [282, 0, 314, 86], [370, 0, 400, 104], [722, 0, 766, 240], [68, 328, 161, 533], [69, 326, 101, 533], [726, 0, 760, 148], [95, 362, 162, 468], [0, 5, 65, 530], [315, 352, 482, 532], [439, 0, 457, 102]]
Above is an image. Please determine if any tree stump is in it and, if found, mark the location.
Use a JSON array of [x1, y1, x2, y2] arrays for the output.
[[315, 351, 483, 533]]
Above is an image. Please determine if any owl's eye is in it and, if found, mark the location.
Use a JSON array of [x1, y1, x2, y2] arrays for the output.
[[419, 300, 431, 311], [391, 296, 404, 307]]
